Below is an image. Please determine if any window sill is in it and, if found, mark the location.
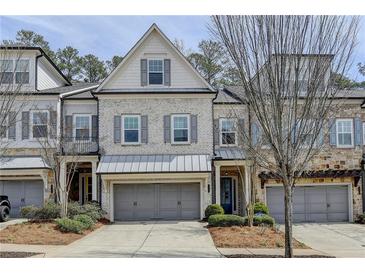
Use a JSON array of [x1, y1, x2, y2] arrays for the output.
[[171, 142, 191, 146], [220, 144, 238, 148], [336, 145, 354, 149], [121, 143, 142, 146]]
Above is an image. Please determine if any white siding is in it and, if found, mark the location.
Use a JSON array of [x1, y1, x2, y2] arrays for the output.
[[103, 30, 207, 90], [37, 58, 65, 90]]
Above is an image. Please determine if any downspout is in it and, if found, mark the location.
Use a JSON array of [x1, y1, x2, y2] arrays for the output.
[[361, 153, 365, 212], [211, 88, 218, 204]]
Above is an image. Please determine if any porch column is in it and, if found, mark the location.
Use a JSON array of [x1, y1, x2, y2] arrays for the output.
[[92, 161, 97, 201], [215, 163, 221, 205], [59, 160, 67, 204], [244, 163, 251, 205]]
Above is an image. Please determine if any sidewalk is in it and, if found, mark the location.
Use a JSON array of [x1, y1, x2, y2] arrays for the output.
[[218, 248, 333, 257], [0, 243, 63, 257]]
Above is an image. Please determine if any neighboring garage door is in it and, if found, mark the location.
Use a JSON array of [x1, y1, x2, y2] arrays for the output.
[[266, 185, 349, 223], [114, 183, 200, 221], [0, 180, 44, 217]]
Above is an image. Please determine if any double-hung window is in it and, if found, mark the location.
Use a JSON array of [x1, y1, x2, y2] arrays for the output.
[[0, 60, 13, 84], [336, 119, 354, 147], [122, 115, 140, 144], [15, 60, 30, 84], [74, 115, 91, 141], [172, 114, 189, 144], [148, 59, 163, 85], [220, 118, 237, 146], [0, 115, 7, 139], [32, 111, 48, 138]]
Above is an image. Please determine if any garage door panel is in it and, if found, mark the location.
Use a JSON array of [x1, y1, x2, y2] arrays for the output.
[[114, 185, 135, 220], [24, 182, 43, 207], [159, 184, 179, 219]]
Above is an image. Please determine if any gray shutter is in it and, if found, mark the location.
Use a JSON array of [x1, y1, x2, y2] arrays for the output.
[[50, 110, 57, 139], [141, 59, 147, 86], [163, 115, 171, 143], [213, 119, 219, 145], [190, 114, 198, 143], [164, 59, 171, 86], [114, 115, 121, 144], [21, 111, 29, 140], [8, 111, 16, 140], [238, 118, 245, 145], [329, 118, 336, 146], [317, 127, 324, 146], [354, 117, 363, 145], [92, 115, 98, 142], [65, 115, 73, 140], [141, 115, 148, 144], [251, 122, 260, 146]]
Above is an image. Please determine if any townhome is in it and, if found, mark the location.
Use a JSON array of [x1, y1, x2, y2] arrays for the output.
[[0, 24, 363, 223]]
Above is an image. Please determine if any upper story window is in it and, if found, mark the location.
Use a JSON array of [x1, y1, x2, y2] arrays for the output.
[[32, 111, 48, 139], [122, 115, 140, 144], [148, 59, 163, 85], [336, 119, 353, 147], [15, 60, 30, 84], [172, 114, 189, 144], [220, 118, 237, 146], [74, 115, 91, 141], [0, 115, 7, 139], [0, 60, 13, 84], [0, 59, 29, 85]]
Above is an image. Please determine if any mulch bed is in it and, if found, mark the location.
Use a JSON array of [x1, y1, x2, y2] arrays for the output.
[[0, 252, 42, 258], [0, 221, 104, 245], [209, 226, 308, 249]]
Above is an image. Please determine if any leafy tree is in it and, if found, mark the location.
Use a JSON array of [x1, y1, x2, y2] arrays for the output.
[[55, 46, 82, 81], [358, 62, 365, 76], [106, 55, 123, 73], [80, 54, 107, 83]]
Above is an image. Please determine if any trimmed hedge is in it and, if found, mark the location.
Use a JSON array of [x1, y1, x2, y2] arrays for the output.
[[21, 202, 61, 220], [73, 214, 95, 229], [205, 204, 224, 218], [244, 214, 275, 227], [55, 218, 87, 234], [254, 202, 269, 215], [208, 214, 245, 227]]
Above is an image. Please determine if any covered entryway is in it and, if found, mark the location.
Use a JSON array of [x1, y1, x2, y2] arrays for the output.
[[114, 183, 200, 221], [266, 184, 350, 223], [0, 180, 44, 217]]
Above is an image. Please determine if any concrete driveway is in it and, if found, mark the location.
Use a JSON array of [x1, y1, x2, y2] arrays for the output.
[[291, 223, 365, 258], [47, 221, 221, 258]]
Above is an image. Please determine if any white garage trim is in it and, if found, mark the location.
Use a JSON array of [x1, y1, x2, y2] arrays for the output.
[[264, 182, 353, 222], [105, 173, 209, 222]]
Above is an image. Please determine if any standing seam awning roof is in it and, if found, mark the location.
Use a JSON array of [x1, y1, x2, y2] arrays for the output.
[[0, 157, 50, 170], [96, 154, 212, 174], [214, 148, 245, 160]]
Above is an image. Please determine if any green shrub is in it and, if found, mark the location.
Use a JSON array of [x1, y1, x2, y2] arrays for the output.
[[73, 214, 95, 229], [355, 213, 365, 224], [67, 201, 104, 221], [205, 204, 224, 219], [20, 205, 39, 219], [56, 217, 87, 234], [34, 202, 61, 219], [208, 214, 245, 227], [254, 202, 269, 215], [67, 202, 83, 218], [244, 214, 275, 227]]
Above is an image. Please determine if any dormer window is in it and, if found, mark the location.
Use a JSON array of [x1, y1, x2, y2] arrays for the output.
[[148, 59, 163, 85]]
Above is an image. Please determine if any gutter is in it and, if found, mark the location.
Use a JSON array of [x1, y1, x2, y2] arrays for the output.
[[59, 85, 99, 99]]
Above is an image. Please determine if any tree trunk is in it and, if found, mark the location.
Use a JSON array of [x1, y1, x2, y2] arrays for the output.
[[60, 191, 68, 218], [284, 183, 294, 258]]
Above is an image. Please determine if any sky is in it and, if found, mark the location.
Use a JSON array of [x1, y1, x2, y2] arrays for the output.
[[1, 15, 365, 81]]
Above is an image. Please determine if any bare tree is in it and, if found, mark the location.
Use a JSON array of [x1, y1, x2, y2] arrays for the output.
[[211, 15, 359, 257], [0, 47, 30, 160]]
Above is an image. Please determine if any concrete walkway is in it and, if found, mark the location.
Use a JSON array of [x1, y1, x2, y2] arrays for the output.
[[47, 221, 221, 258], [218, 248, 331, 257], [0, 243, 62, 257], [0, 219, 27, 231], [285, 223, 365, 258]]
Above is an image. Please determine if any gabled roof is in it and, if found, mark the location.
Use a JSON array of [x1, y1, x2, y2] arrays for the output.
[[0, 46, 71, 86], [214, 87, 245, 104], [96, 24, 215, 93]]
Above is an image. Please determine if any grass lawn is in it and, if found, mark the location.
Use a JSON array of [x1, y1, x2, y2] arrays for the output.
[[209, 226, 308, 249], [0, 221, 104, 245]]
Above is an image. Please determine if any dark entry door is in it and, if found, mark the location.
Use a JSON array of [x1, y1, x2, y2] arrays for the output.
[[221, 178, 233, 214]]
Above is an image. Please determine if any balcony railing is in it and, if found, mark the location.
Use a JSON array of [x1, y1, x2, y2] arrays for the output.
[[61, 137, 99, 155]]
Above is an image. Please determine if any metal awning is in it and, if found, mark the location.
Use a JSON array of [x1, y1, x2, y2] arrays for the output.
[[214, 148, 245, 160], [96, 154, 212, 174], [0, 156, 50, 170]]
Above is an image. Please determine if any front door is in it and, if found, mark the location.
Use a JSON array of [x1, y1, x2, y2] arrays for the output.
[[79, 174, 92, 204], [221, 178, 233, 214]]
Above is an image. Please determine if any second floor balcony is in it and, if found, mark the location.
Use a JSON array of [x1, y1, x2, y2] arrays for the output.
[[61, 137, 99, 155]]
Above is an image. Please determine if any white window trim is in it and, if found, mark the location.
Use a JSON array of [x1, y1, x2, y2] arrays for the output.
[[73, 114, 92, 141], [219, 118, 237, 147], [336, 118, 354, 148], [147, 59, 164, 86], [30, 110, 49, 140], [171, 114, 190, 145], [122, 114, 141, 145], [363, 122, 365, 146]]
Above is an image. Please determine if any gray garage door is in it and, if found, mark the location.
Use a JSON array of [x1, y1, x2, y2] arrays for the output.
[[266, 185, 349, 223], [0, 180, 44, 217], [114, 183, 200, 221]]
